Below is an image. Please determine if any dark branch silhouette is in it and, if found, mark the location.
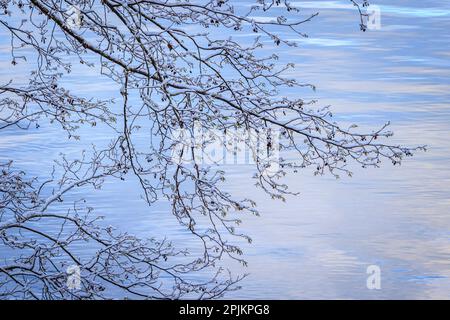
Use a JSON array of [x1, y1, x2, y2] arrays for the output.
[[0, 0, 423, 299]]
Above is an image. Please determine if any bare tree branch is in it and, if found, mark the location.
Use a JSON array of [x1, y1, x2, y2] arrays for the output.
[[0, 0, 423, 299]]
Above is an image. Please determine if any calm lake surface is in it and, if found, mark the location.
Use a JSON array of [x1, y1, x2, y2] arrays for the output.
[[1, 1, 449, 299]]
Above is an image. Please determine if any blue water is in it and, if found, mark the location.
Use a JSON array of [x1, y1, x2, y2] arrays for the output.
[[1, 1, 449, 299]]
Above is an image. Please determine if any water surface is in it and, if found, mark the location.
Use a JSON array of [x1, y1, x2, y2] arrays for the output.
[[1, 0, 449, 299]]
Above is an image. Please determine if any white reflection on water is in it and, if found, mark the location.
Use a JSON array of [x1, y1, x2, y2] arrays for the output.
[[0, 0, 449, 299]]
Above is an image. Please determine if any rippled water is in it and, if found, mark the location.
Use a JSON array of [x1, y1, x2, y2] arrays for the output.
[[1, 1, 449, 299]]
